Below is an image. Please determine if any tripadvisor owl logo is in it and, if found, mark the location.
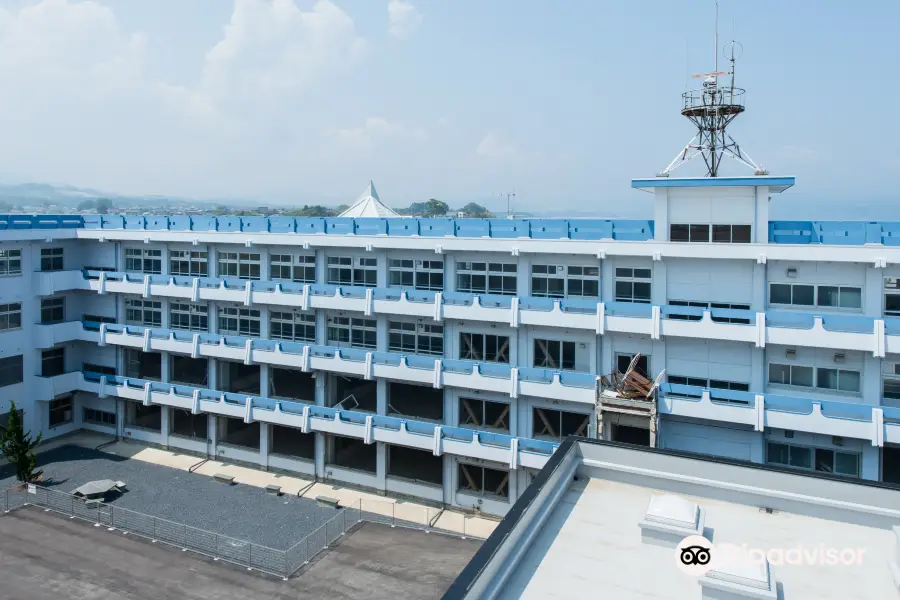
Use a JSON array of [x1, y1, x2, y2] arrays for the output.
[[675, 535, 716, 577]]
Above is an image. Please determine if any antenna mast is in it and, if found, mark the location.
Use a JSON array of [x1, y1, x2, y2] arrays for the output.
[[658, 2, 765, 177]]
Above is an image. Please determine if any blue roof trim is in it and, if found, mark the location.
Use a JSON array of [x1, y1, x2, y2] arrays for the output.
[[631, 176, 795, 191]]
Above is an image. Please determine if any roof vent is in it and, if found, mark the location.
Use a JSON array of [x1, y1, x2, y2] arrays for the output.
[[638, 494, 705, 548], [700, 556, 777, 599]]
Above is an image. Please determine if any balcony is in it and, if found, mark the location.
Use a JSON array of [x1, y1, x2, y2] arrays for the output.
[[77, 371, 556, 470], [38, 270, 895, 356], [659, 382, 897, 446], [77, 321, 598, 404]]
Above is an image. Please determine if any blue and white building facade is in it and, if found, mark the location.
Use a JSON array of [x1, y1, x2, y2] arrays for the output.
[[3, 176, 900, 515]]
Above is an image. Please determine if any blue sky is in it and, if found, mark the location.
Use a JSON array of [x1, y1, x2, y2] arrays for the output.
[[0, 0, 897, 217]]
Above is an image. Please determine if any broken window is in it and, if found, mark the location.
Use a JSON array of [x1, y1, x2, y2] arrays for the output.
[[616, 353, 648, 377], [533, 339, 576, 370], [459, 332, 509, 363], [459, 397, 509, 432], [124, 349, 161, 381], [532, 407, 590, 441], [170, 355, 208, 386], [457, 463, 509, 499]]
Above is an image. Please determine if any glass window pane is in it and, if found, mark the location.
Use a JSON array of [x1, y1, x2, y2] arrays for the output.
[[834, 452, 859, 476], [767, 443, 789, 465], [792, 285, 815, 306], [712, 225, 731, 243], [817, 368, 838, 390], [838, 370, 861, 393], [814, 448, 835, 473], [770, 284, 791, 305], [789, 446, 811, 469], [818, 286, 839, 307], [732, 225, 751, 243], [670, 224, 689, 242], [792, 365, 814, 387], [689, 224, 710, 242], [840, 287, 862, 309], [768, 364, 790, 385]]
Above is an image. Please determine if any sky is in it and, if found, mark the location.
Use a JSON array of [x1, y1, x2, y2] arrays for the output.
[[0, 0, 898, 216]]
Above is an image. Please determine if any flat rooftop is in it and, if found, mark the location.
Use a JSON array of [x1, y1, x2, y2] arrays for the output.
[[445, 438, 900, 600], [0, 507, 479, 600]]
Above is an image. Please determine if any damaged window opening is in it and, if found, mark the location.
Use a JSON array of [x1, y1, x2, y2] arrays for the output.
[[459, 397, 510, 432], [459, 332, 510, 363], [457, 463, 509, 499]]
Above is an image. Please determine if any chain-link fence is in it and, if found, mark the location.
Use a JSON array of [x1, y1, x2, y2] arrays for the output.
[[2, 484, 483, 579]]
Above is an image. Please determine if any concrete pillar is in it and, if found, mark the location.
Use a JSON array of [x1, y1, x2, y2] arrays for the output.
[[258, 307, 270, 339], [863, 354, 881, 406], [376, 379, 388, 416], [315, 249, 326, 285], [160, 298, 170, 329], [376, 250, 388, 288], [376, 314, 389, 352], [750, 346, 766, 394], [208, 414, 217, 457], [376, 442, 387, 494], [443, 389, 455, 426], [315, 310, 327, 345], [754, 187, 770, 244], [651, 260, 667, 306], [259, 363, 270, 398], [160, 351, 170, 383], [516, 254, 531, 297], [315, 434, 326, 479], [864, 266, 883, 318], [160, 406, 170, 448], [442, 455, 454, 506], [260, 422, 270, 469], [752, 262, 767, 312], [445, 256, 456, 293], [600, 259, 614, 303], [653, 188, 669, 242], [209, 359, 218, 392], [257, 246, 270, 281]]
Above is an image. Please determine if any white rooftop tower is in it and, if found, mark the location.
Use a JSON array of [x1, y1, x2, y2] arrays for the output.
[[338, 181, 400, 218]]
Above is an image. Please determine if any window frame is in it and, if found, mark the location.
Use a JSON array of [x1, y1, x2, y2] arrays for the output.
[[270, 252, 316, 283], [83, 407, 117, 427], [124, 297, 162, 327], [456, 261, 517, 296], [766, 441, 860, 477], [40, 247, 64, 272], [0, 249, 22, 277], [388, 258, 444, 291], [270, 310, 316, 343], [0, 302, 22, 331], [327, 256, 377, 288], [41, 347, 66, 377], [326, 315, 377, 349], [459, 332, 510, 363], [388, 319, 444, 356], [169, 301, 209, 332], [217, 251, 261, 281], [48, 396, 73, 427], [769, 282, 862, 311], [169, 250, 208, 277], [124, 247, 162, 275], [217, 306, 261, 337], [0, 354, 24, 388], [768, 362, 861, 394], [669, 223, 711, 243], [614, 267, 652, 304], [531, 264, 599, 299], [533, 338, 576, 370], [40, 297, 66, 324]]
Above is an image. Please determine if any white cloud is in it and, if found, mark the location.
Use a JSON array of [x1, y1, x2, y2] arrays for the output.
[[327, 117, 427, 151], [475, 133, 520, 162], [0, 0, 368, 196], [387, 0, 422, 39]]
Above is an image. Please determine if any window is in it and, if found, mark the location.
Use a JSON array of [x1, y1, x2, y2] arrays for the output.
[[769, 363, 860, 393], [327, 316, 376, 349], [0, 249, 22, 276], [170, 355, 208, 386], [0, 355, 23, 388], [459, 397, 509, 431], [271, 310, 316, 342], [816, 368, 862, 393], [327, 256, 377, 287], [456, 261, 517, 296], [124, 298, 162, 327], [83, 314, 116, 324], [712, 224, 752, 243], [668, 300, 751, 324], [767, 442, 859, 477], [459, 332, 510, 363], [41, 297, 65, 324], [388, 259, 444, 291], [614, 267, 651, 303], [885, 277, 900, 317], [667, 376, 750, 399], [124, 349, 162, 380], [532, 407, 590, 441], [40, 247, 64, 271], [83, 408, 116, 427], [616, 353, 648, 377], [41, 347, 65, 377], [270, 253, 316, 283], [457, 463, 509, 498], [217, 252, 261, 280], [169, 302, 208, 331], [124, 248, 162, 274], [883, 363, 900, 401], [768, 363, 813, 387], [0, 303, 22, 331], [170, 250, 208, 277], [48, 397, 73, 427], [388, 320, 444, 355], [669, 224, 710, 243], [84, 363, 116, 376], [218, 306, 261, 337], [533, 339, 575, 370], [769, 283, 861, 310], [531, 265, 599, 298]]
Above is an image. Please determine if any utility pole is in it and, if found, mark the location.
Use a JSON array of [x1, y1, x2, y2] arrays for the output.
[[498, 191, 516, 218]]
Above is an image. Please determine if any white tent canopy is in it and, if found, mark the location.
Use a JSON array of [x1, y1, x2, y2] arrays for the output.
[[338, 181, 400, 218]]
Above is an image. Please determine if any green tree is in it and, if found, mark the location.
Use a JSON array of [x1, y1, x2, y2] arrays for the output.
[[458, 202, 494, 218], [0, 401, 43, 483], [95, 198, 113, 214], [76, 199, 96, 211], [423, 198, 449, 217]]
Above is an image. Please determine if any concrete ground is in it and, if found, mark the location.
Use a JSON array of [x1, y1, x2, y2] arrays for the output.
[[1, 431, 499, 539], [0, 507, 479, 600]]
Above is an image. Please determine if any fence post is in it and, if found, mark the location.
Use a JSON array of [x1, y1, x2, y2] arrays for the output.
[[305, 535, 309, 563], [71, 494, 74, 517], [391, 502, 395, 528], [214, 533, 219, 561], [358, 497, 362, 523], [4, 488, 7, 513], [342, 508, 346, 535], [96, 504, 101, 526]]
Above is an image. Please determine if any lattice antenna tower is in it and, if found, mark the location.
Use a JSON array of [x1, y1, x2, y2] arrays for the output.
[[659, 2, 766, 177]]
